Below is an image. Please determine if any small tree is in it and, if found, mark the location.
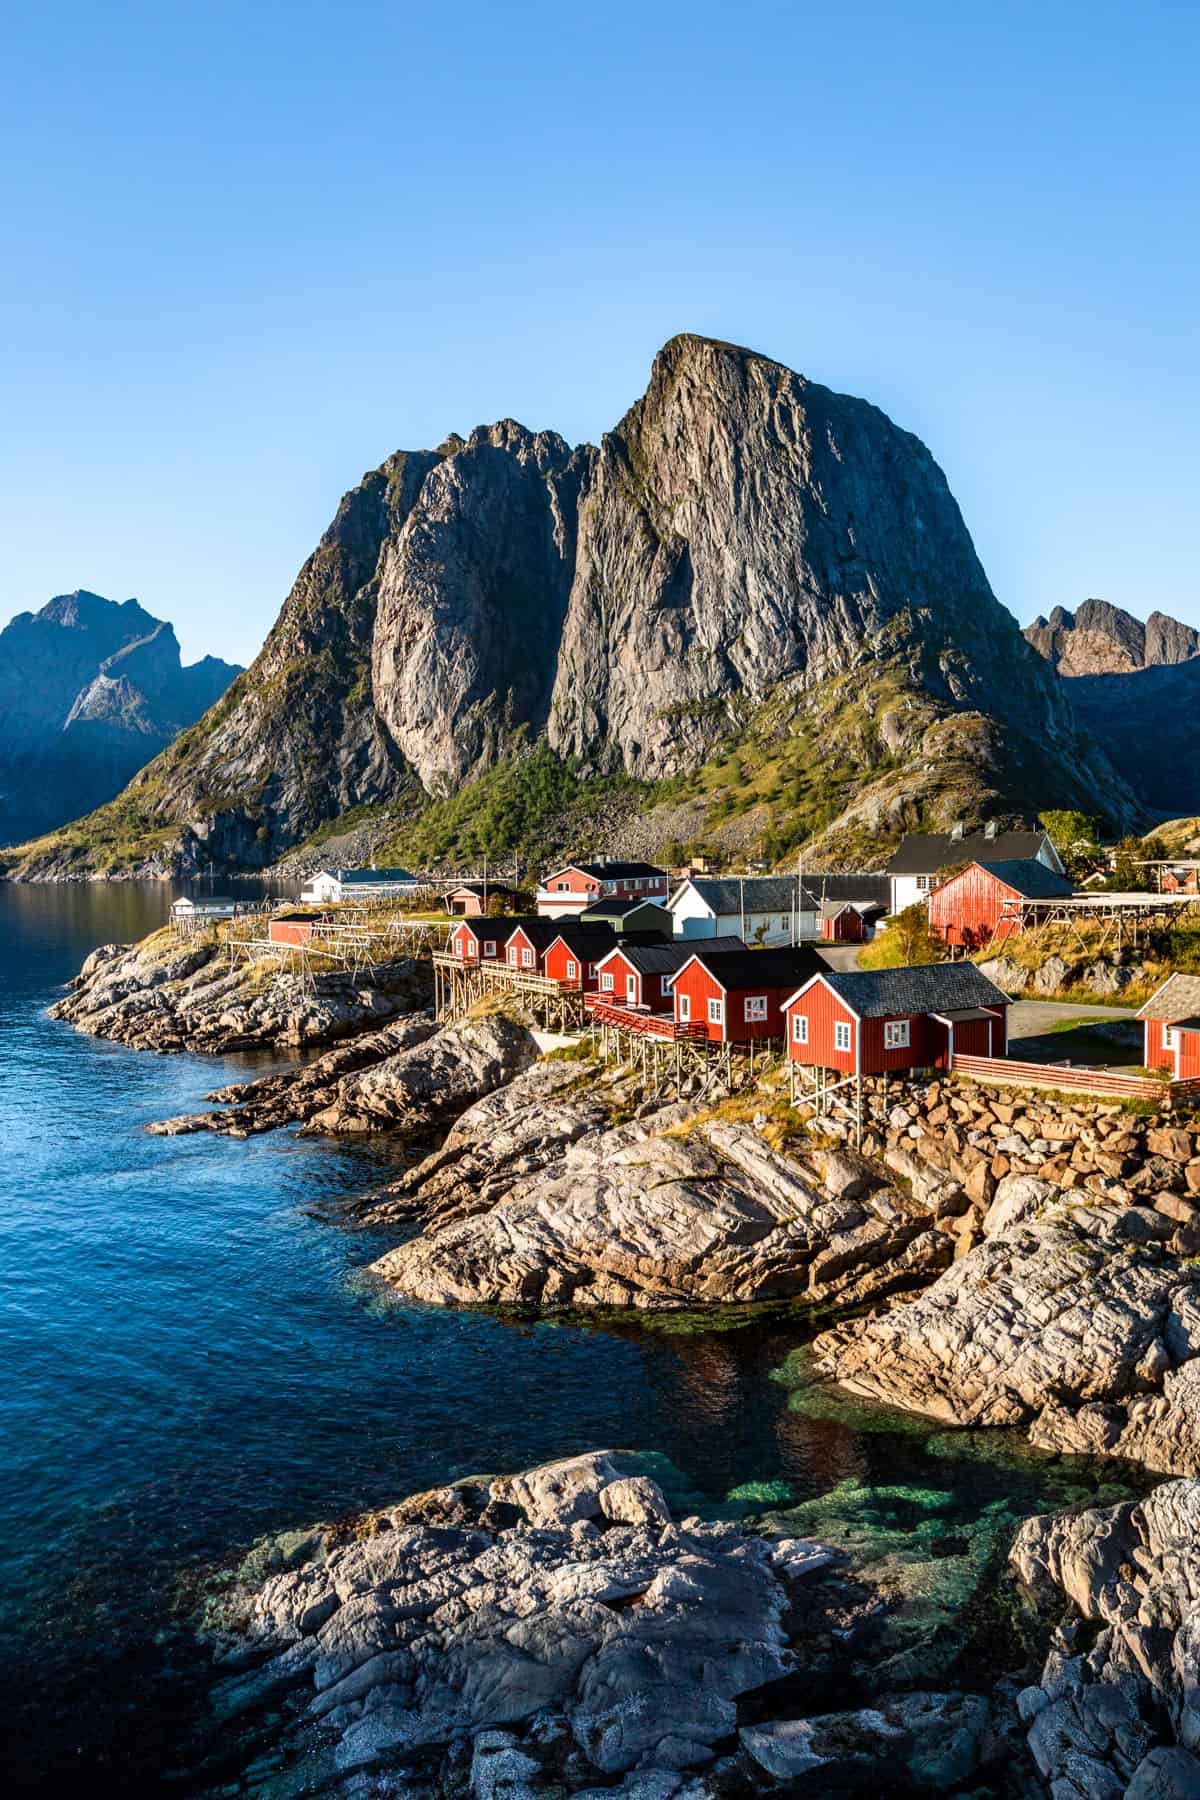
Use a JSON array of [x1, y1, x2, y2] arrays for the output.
[[892, 901, 942, 965], [1039, 809, 1102, 881], [486, 891, 509, 917]]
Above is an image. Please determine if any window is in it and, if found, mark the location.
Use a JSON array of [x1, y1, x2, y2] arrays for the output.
[[587, 963, 598, 978], [1165, 1027, 1181, 1050], [601, 972, 614, 992], [792, 1013, 809, 1044], [744, 995, 768, 1022], [916, 875, 935, 892], [455, 937, 466, 957], [626, 976, 637, 1000], [678, 993, 690, 1020], [661, 976, 673, 997], [483, 941, 496, 958], [566, 959, 577, 980], [834, 1020, 852, 1052], [556, 880, 569, 892], [883, 1020, 910, 1050], [508, 948, 518, 965], [521, 948, 534, 968], [708, 997, 724, 1025]]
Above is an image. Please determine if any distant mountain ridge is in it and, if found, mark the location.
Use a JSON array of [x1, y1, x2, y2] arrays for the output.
[[0, 591, 241, 843], [1023, 598, 1200, 816], [3, 337, 1143, 877]]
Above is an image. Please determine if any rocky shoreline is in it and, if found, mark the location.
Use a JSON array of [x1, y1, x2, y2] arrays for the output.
[[52, 931, 1200, 1793]]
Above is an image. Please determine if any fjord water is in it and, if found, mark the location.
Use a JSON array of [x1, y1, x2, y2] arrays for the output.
[[0, 885, 1136, 1792]]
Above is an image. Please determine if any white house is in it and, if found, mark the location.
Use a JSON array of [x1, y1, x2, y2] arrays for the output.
[[667, 876, 818, 945], [170, 894, 238, 920], [885, 828, 1064, 916], [300, 867, 421, 904]]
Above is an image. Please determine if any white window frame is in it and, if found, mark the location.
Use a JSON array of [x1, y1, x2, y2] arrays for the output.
[[1165, 1026, 1181, 1050], [708, 997, 724, 1025], [508, 948, 519, 965], [455, 936, 466, 958], [744, 995, 768, 1022], [521, 948, 534, 968], [678, 993, 690, 1021], [483, 941, 497, 958], [626, 975, 637, 1001], [587, 963, 598, 978], [834, 1020, 852, 1053], [601, 972, 615, 992], [661, 975, 673, 997], [883, 1019, 911, 1050], [792, 1013, 809, 1044], [566, 959, 577, 980]]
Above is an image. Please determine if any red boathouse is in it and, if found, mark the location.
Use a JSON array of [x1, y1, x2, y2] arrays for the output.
[[593, 937, 748, 1013], [783, 963, 1010, 1075], [1137, 975, 1200, 1079], [448, 915, 541, 962], [268, 910, 332, 947], [668, 946, 828, 1043], [928, 859, 1073, 950], [542, 923, 621, 990]]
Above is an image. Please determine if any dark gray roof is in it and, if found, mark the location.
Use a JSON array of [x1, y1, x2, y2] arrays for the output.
[[674, 946, 829, 990], [580, 898, 672, 918], [974, 859, 1074, 900], [506, 919, 566, 951], [674, 876, 814, 915], [802, 872, 891, 910], [544, 923, 619, 955], [599, 935, 747, 976], [886, 832, 1049, 875], [444, 880, 517, 897], [1138, 974, 1200, 1023], [547, 860, 666, 880], [801, 962, 1012, 1017], [332, 867, 419, 884], [457, 914, 542, 944]]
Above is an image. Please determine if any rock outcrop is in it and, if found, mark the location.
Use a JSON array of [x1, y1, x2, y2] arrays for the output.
[[0, 589, 239, 843], [8, 335, 1140, 877], [1010, 1481, 1200, 1798], [205, 1449, 996, 1797], [1025, 599, 1200, 816], [369, 1116, 960, 1312], [49, 933, 429, 1054]]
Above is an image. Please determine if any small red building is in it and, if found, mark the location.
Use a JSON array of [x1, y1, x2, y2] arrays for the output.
[[1162, 868, 1199, 896], [594, 936, 748, 1012], [537, 860, 670, 919], [504, 919, 564, 973], [448, 915, 541, 962], [820, 901, 868, 944], [928, 858, 1073, 949], [1137, 975, 1200, 1079], [783, 963, 1010, 1076], [669, 946, 828, 1043], [542, 924, 621, 989], [268, 910, 332, 946], [443, 881, 519, 917]]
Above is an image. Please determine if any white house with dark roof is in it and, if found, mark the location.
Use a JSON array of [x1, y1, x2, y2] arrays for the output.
[[886, 827, 1063, 916], [300, 867, 421, 904], [667, 876, 818, 944]]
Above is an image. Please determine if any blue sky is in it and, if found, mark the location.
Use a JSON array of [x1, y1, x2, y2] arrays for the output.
[[1, 0, 1196, 664]]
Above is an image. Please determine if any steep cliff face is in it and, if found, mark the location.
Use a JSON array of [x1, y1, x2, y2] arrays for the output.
[[0, 592, 240, 843], [1025, 599, 1200, 817], [5, 337, 1143, 875]]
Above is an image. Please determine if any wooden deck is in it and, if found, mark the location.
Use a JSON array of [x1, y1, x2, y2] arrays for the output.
[[953, 1052, 1200, 1105]]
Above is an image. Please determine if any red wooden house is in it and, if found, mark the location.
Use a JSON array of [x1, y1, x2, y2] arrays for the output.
[[928, 858, 1073, 949], [504, 919, 565, 974], [819, 901, 868, 944], [594, 937, 747, 1012], [443, 881, 519, 917], [542, 923, 621, 990], [448, 915, 541, 963], [1137, 975, 1200, 1079], [268, 910, 333, 947], [536, 859, 669, 919], [1162, 868, 1200, 896], [783, 963, 1010, 1076], [669, 946, 828, 1043]]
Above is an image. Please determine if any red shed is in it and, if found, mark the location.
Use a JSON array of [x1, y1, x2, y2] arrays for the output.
[[1162, 868, 1199, 896], [928, 858, 1073, 949], [268, 910, 332, 947], [594, 936, 748, 1012], [444, 881, 519, 917], [783, 963, 1010, 1075], [537, 860, 669, 918], [819, 901, 868, 944], [449, 915, 541, 962], [669, 946, 828, 1043], [1137, 974, 1200, 1080]]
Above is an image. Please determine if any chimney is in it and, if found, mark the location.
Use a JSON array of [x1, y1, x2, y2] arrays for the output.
[[983, 821, 998, 840], [950, 821, 964, 842]]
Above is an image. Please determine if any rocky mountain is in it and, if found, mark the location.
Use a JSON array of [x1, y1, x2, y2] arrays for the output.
[[1024, 598, 1200, 816], [4, 337, 1141, 877], [0, 591, 241, 842]]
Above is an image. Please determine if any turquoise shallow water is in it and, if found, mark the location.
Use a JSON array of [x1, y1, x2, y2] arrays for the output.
[[0, 885, 1141, 1792]]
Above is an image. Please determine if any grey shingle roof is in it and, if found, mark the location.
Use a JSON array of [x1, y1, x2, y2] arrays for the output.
[[803, 962, 1012, 1017], [444, 880, 517, 898], [580, 898, 671, 919], [333, 867, 419, 884], [886, 832, 1049, 875], [674, 876, 815, 915], [458, 914, 542, 945], [803, 873, 891, 910], [1138, 975, 1200, 1023], [973, 859, 1074, 900], [675, 946, 829, 990], [599, 936, 747, 976]]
